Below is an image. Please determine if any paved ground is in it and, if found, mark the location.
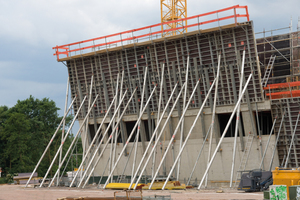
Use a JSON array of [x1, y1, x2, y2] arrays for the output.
[[0, 184, 264, 200]]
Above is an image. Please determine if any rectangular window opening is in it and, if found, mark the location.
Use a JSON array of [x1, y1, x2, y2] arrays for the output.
[[143, 120, 156, 141], [218, 113, 245, 137], [88, 124, 103, 144], [105, 123, 123, 143], [254, 111, 273, 135], [88, 124, 96, 141], [115, 125, 123, 143], [106, 123, 113, 143], [125, 121, 140, 142]]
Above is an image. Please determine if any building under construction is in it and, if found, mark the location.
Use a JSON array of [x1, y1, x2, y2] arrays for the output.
[[31, 5, 300, 189]]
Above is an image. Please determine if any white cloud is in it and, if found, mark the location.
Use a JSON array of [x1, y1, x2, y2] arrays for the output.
[[1, 0, 299, 49], [0, 61, 23, 76], [0, 0, 300, 113], [0, 0, 159, 48]]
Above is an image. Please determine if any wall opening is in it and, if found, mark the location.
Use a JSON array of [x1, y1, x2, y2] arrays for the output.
[[105, 123, 113, 143], [115, 125, 123, 143], [218, 113, 245, 137], [255, 111, 273, 135], [143, 120, 156, 141], [104, 123, 123, 143], [125, 121, 140, 142], [88, 124, 102, 144]]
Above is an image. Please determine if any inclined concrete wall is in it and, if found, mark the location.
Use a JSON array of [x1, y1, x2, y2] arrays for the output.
[[79, 100, 280, 184]]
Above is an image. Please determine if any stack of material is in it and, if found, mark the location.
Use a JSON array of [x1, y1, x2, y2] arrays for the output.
[[105, 183, 145, 190], [142, 181, 186, 190]]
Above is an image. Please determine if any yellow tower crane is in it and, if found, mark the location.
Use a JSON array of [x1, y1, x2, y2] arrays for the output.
[[161, 0, 187, 37]]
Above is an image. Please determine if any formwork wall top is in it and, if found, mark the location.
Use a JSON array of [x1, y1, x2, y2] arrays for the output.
[[53, 5, 250, 61], [67, 20, 261, 119]]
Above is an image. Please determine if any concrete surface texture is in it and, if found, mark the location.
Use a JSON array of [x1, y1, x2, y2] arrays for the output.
[[0, 184, 264, 200]]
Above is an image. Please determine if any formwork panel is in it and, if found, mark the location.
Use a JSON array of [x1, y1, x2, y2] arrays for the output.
[[271, 97, 300, 167], [66, 21, 262, 120]]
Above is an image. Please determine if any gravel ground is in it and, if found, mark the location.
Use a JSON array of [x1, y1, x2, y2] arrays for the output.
[[0, 184, 264, 200]]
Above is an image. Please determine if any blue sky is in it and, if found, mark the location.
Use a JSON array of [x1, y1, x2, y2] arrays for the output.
[[0, 0, 299, 116]]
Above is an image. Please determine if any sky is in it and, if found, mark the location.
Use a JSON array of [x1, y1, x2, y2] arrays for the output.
[[0, 0, 299, 117]]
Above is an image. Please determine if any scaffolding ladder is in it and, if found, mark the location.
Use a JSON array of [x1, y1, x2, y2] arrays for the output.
[[234, 132, 255, 188], [261, 55, 276, 88]]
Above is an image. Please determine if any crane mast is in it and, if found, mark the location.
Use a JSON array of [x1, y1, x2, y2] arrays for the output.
[[161, 0, 187, 36]]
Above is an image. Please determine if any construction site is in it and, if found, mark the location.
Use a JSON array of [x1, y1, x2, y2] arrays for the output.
[[17, 2, 300, 200]]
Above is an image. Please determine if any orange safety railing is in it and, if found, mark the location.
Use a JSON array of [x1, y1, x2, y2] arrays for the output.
[[264, 81, 300, 100], [53, 5, 249, 60]]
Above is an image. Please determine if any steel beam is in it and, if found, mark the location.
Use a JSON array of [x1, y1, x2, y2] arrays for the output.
[[205, 55, 221, 187], [48, 96, 101, 188], [79, 89, 136, 188], [25, 96, 77, 187], [163, 72, 219, 190], [129, 82, 181, 190], [39, 95, 90, 187], [198, 74, 253, 190], [230, 50, 245, 187], [149, 80, 200, 189], [103, 85, 157, 188]]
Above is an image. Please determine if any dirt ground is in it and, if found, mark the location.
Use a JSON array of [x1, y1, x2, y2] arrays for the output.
[[0, 184, 264, 200]]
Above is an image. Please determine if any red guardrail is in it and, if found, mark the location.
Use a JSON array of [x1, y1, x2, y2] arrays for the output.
[[266, 90, 300, 100], [263, 81, 300, 90], [53, 5, 249, 60], [264, 81, 300, 100]]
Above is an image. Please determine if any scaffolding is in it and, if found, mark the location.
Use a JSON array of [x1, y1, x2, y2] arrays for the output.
[[27, 5, 300, 190]]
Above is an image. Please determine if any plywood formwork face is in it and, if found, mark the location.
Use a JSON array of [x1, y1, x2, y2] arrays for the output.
[[256, 31, 300, 83], [292, 31, 300, 77], [257, 33, 291, 81], [66, 21, 262, 121]]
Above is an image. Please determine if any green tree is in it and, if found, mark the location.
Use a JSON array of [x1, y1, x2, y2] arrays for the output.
[[0, 106, 10, 175], [0, 96, 77, 177], [1, 112, 31, 172]]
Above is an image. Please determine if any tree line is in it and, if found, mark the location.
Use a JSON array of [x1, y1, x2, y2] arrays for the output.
[[0, 95, 82, 179]]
